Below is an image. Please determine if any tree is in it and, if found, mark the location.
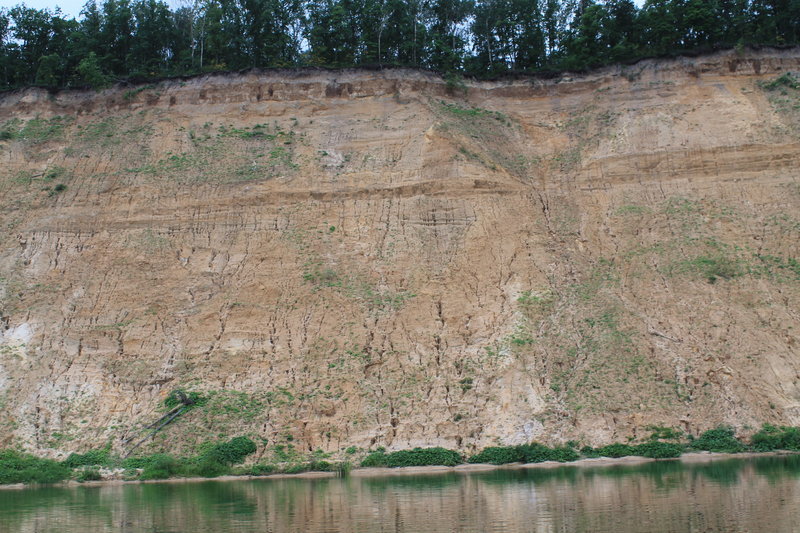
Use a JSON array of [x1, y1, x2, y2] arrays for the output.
[[75, 51, 111, 89]]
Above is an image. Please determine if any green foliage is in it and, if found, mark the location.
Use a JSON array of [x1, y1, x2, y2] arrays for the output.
[[362, 447, 462, 468], [62, 449, 111, 468], [163, 389, 207, 409], [646, 426, 684, 442], [76, 467, 102, 482], [76, 52, 111, 90], [35, 54, 62, 87], [190, 456, 230, 478], [0, 450, 71, 484], [750, 424, 800, 452], [469, 443, 578, 464], [468, 446, 524, 465], [519, 443, 579, 463], [635, 441, 684, 459], [439, 101, 507, 122], [200, 436, 257, 465], [444, 72, 467, 95], [583, 441, 683, 459], [684, 256, 741, 283], [592, 443, 638, 458], [18, 116, 71, 145], [360, 449, 389, 467], [245, 463, 276, 475], [137, 454, 182, 480], [691, 426, 746, 453], [336, 461, 352, 476], [0, 120, 20, 141], [0, 0, 798, 93], [761, 73, 800, 91], [383, 447, 462, 468]]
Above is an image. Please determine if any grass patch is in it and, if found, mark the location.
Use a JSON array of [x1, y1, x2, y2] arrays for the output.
[[760, 72, 800, 91], [18, 116, 72, 145]]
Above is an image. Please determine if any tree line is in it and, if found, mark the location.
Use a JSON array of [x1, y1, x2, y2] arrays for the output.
[[0, 0, 798, 90]]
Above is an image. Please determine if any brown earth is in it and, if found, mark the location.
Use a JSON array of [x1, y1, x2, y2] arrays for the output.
[[0, 48, 799, 459]]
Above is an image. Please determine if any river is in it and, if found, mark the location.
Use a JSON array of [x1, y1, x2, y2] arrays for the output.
[[1, 455, 799, 532]]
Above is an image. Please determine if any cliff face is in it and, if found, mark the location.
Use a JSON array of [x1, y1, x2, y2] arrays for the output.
[[1, 49, 799, 457]]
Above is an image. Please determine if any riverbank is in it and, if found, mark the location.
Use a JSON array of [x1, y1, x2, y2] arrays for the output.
[[2, 450, 797, 491], [4, 425, 800, 489]]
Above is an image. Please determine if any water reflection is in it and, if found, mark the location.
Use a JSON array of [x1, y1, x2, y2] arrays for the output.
[[2, 456, 800, 532]]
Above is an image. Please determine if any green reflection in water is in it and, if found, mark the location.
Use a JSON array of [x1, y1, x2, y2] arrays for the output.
[[1, 455, 800, 532]]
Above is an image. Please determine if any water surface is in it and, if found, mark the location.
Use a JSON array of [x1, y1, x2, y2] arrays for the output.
[[2, 455, 800, 532]]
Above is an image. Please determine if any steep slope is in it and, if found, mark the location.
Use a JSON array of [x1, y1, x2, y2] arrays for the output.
[[0, 49, 799, 458]]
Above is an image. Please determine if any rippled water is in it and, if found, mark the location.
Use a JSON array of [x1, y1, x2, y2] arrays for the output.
[[2, 455, 800, 532]]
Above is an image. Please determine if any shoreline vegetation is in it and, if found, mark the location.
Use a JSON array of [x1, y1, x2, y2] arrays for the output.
[[2, 425, 800, 488]]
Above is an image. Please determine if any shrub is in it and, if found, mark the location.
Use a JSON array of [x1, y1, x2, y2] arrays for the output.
[[0, 450, 71, 484], [136, 454, 182, 480], [76, 468, 102, 482], [646, 426, 684, 441], [308, 460, 333, 472], [201, 436, 257, 465], [594, 443, 637, 458], [383, 448, 462, 468], [361, 450, 389, 467], [191, 456, 229, 478], [63, 449, 111, 468], [468, 446, 523, 465], [469, 443, 579, 465], [518, 443, 579, 463], [282, 463, 312, 474], [335, 461, 352, 476], [762, 72, 800, 91], [246, 463, 275, 475], [636, 441, 683, 459], [691, 426, 745, 453], [751, 424, 800, 451], [163, 389, 207, 409]]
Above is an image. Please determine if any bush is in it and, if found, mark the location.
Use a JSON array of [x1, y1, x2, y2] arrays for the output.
[[518, 443, 579, 463], [246, 463, 276, 475], [691, 426, 745, 453], [751, 424, 800, 451], [361, 449, 389, 467], [0, 450, 71, 484], [636, 441, 683, 459], [762, 72, 800, 91], [190, 457, 229, 478], [201, 436, 256, 465], [335, 461, 352, 476], [469, 443, 579, 465], [76, 468, 102, 482], [594, 443, 637, 458], [282, 463, 312, 474], [63, 449, 111, 468], [137, 454, 182, 480], [382, 448, 462, 468], [163, 389, 207, 409], [468, 446, 524, 465]]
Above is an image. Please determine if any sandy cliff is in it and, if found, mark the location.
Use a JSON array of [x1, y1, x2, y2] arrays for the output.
[[0, 48, 799, 457]]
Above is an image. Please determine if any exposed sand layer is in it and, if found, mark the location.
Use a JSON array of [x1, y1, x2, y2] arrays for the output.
[[0, 48, 799, 458]]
